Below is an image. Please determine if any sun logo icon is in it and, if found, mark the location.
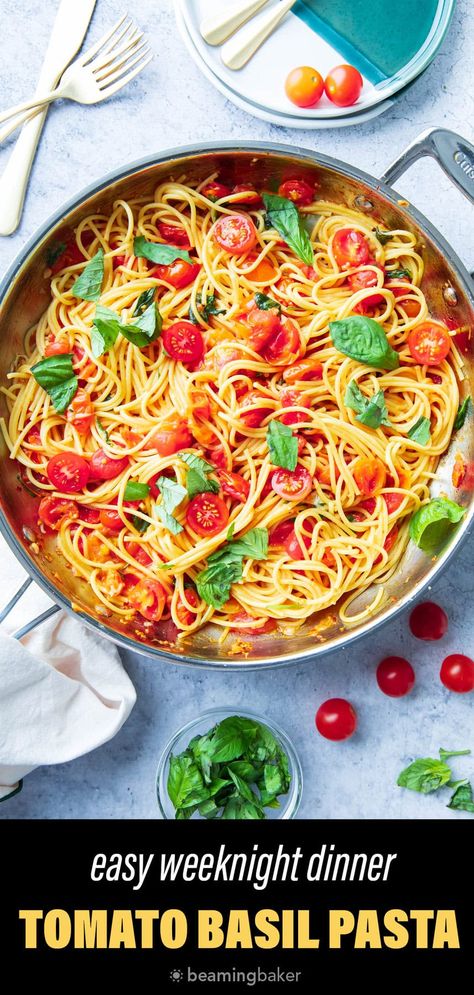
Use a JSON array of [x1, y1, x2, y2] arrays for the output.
[[169, 969, 183, 982]]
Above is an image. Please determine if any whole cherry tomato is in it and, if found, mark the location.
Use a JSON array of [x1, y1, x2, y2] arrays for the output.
[[315, 698, 357, 740], [285, 66, 324, 108], [376, 656, 415, 697], [409, 601, 448, 641], [325, 65, 363, 107], [440, 654, 474, 693]]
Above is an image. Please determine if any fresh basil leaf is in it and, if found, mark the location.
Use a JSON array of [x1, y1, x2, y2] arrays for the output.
[[226, 522, 235, 541], [448, 782, 474, 813], [227, 768, 260, 805], [186, 467, 220, 498], [375, 227, 396, 245], [222, 795, 265, 819], [132, 287, 156, 318], [254, 292, 281, 313], [408, 415, 431, 445], [263, 762, 284, 798], [71, 248, 104, 302], [124, 480, 150, 501], [195, 561, 242, 609], [344, 380, 391, 429], [96, 418, 110, 444], [409, 497, 465, 553], [330, 315, 400, 370], [133, 235, 193, 266], [386, 267, 412, 280], [262, 193, 313, 265], [30, 354, 78, 413], [155, 475, 186, 534], [454, 396, 471, 431], [266, 419, 298, 471], [397, 757, 452, 794], [167, 754, 204, 808], [91, 304, 121, 357], [178, 452, 214, 474], [132, 515, 150, 534], [120, 301, 162, 347], [208, 527, 269, 565], [440, 747, 471, 762], [46, 241, 67, 267]]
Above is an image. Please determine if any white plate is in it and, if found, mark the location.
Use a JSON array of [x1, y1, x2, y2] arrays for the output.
[[175, 3, 396, 129], [176, 0, 454, 121]]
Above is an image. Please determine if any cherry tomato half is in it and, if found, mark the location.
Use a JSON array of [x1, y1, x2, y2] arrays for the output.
[[325, 64, 363, 107], [239, 390, 274, 428], [44, 333, 70, 356], [262, 317, 302, 366], [47, 452, 90, 493], [408, 321, 451, 366], [268, 519, 295, 548], [280, 388, 311, 426], [89, 450, 130, 481], [162, 321, 204, 365], [283, 358, 323, 384], [409, 601, 448, 641], [186, 493, 229, 537], [129, 578, 167, 622], [38, 495, 79, 530], [245, 306, 281, 353], [152, 259, 201, 289], [348, 268, 384, 310], [278, 179, 316, 206], [376, 656, 415, 697], [66, 389, 94, 436], [144, 415, 193, 455], [213, 214, 257, 255], [218, 470, 250, 503], [157, 221, 191, 248], [272, 465, 313, 501], [440, 654, 474, 693], [332, 228, 371, 270], [353, 456, 386, 496], [284, 526, 312, 560], [285, 66, 324, 108], [176, 588, 200, 628], [315, 698, 357, 740]]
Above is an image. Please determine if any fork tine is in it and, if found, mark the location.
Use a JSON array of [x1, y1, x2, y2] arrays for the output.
[[95, 41, 149, 83], [90, 28, 144, 75], [78, 15, 129, 66], [96, 53, 153, 97], [83, 17, 135, 67]]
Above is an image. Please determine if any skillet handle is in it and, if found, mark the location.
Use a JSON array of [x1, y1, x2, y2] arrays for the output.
[[381, 128, 474, 207]]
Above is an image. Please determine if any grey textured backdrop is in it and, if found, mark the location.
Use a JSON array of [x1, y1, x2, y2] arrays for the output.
[[1, 0, 473, 819]]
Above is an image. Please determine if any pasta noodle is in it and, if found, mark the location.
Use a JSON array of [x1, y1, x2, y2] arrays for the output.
[[0, 174, 462, 645]]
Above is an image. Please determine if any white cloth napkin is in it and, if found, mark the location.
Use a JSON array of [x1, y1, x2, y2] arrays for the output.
[[0, 536, 136, 801]]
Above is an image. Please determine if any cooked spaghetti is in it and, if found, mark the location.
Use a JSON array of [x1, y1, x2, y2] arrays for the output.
[[0, 173, 465, 644]]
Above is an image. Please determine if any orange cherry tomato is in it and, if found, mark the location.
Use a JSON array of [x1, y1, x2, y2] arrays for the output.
[[38, 495, 79, 530], [244, 255, 277, 282], [156, 222, 191, 248], [239, 390, 274, 428], [176, 588, 200, 628], [285, 66, 324, 108], [332, 228, 371, 270], [283, 358, 323, 384], [44, 333, 71, 356], [186, 493, 229, 537], [96, 569, 125, 598], [143, 416, 193, 455], [213, 214, 257, 255], [272, 465, 313, 501], [152, 259, 201, 289], [353, 456, 386, 496], [278, 179, 316, 206], [263, 317, 302, 366], [408, 321, 451, 365], [190, 389, 211, 420], [280, 388, 311, 426], [325, 64, 363, 107], [218, 470, 250, 503], [129, 578, 167, 622], [66, 389, 94, 436]]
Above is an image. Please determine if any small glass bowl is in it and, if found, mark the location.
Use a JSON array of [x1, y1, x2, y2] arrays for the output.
[[156, 706, 303, 820]]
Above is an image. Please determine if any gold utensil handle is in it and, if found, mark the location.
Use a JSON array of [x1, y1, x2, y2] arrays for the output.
[[221, 0, 296, 70], [200, 0, 269, 46]]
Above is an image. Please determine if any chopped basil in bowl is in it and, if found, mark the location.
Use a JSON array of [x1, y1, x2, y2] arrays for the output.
[[156, 708, 302, 820]]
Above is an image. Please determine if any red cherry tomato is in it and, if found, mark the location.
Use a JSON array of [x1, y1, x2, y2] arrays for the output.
[[285, 66, 324, 108], [207, 444, 229, 470], [409, 601, 448, 641], [230, 611, 276, 634], [376, 656, 415, 697], [440, 653, 474, 693], [347, 268, 384, 310], [72, 345, 96, 381], [79, 505, 101, 524], [213, 214, 257, 255], [332, 228, 371, 270], [38, 495, 79, 530], [240, 390, 274, 428], [268, 519, 295, 548], [156, 222, 191, 248], [44, 333, 70, 356], [284, 527, 312, 560], [129, 578, 167, 622], [201, 181, 232, 200], [408, 321, 451, 365], [325, 64, 363, 107], [144, 416, 193, 455], [353, 456, 386, 496], [283, 358, 323, 383], [162, 320, 204, 365], [231, 184, 263, 207], [280, 388, 311, 426], [245, 305, 282, 353], [89, 450, 129, 481], [262, 317, 302, 366], [66, 389, 94, 436], [125, 540, 153, 566], [186, 493, 229, 537], [47, 452, 90, 493], [278, 179, 316, 206], [152, 259, 201, 289], [218, 470, 250, 503], [272, 465, 313, 501], [176, 588, 200, 628], [315, 698, 357, 740]]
